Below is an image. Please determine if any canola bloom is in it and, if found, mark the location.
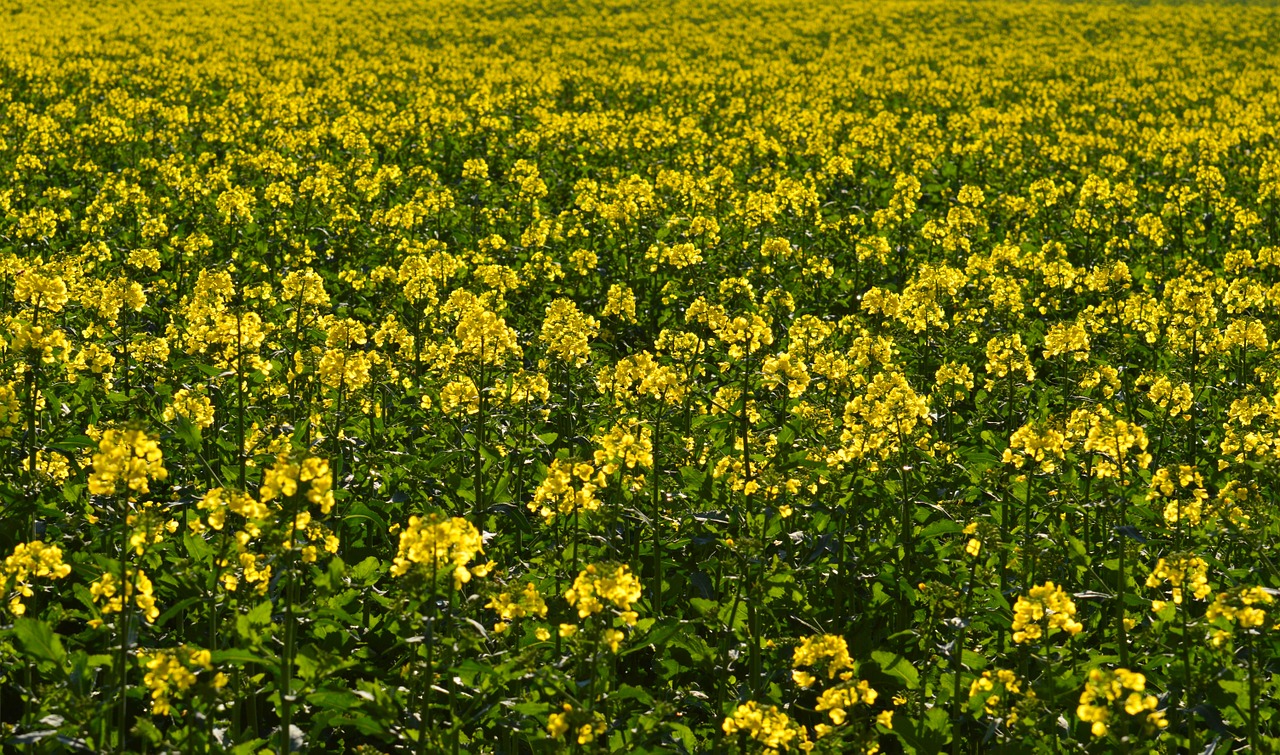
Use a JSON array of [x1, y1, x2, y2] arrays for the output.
[[1146, 554, 1211, 612], [141, 646, 228, 715], [89, 568, 160, 625], [88, 429, 167, 497], [722, 701, 813, 754], [564, 564, 642, 622], [390, 514, 493, 589], [1076, 668, 1167, 738], [260, 454, 335, 514], [546, 704, 608, 746], [486, 582, 549, 634], [969, 669, 1035, 727], [528, 458, 605, 522], [1204, 586, 1277, 647], [2, 540, 72, 615], [1012, 582, 1083, 644]]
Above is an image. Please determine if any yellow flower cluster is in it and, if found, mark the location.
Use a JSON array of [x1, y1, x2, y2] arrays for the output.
[[486, 582, 549, 634], [1080, 411, 1152, 479], [816, 682, 878, 727], [13, 267, 70, 312], [722, 701, 813, 754], [540, 298, 598, 368], [88, 428, 168, 497], [193, 487, 268, 535], [529, 459, 604, 522], [761, 351, 811, 399], [969, 669, 1035, 726], [1076, 667, 1167, 738], [1011, 581, 1083, 644], [390, 514, 493, 589], [260, 454, 335, 514], [2, 540, 72, 615], [89, 568, 159, 624], [454, 306, 520, 367], [1141, 375, 1194, 419], [1145, 554, 1211, 612], [838, 371, 931, 465], [141, 646, 228, 715], [593, 418, 654, 475], [1146, 465, 1210, 527], [791, 634, 855, 687], [603, 284, 637, 323], [1003, 422, 1067, 474], [1205, 586, 1276, 647], [601, 351, 689, 405], [162, 388, 216, 429], [1041, 322, 1090, 361], [790, 634, 885, 739], [546, 704, 607, 746], [564, 564, 642, 621], [984, 334, 1035, 386], [933, 362, 974, 401]]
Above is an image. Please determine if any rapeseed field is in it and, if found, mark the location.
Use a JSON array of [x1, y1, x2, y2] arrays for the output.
[[3, 0, 1280, 751]]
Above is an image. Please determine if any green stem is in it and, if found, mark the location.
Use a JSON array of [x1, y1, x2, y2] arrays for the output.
[[279, 513, 299, 754], [117, 501, 134, 755], [650, 410, 663, 613], [419, 560, 439, 755], [1115, 494, 1129, 668], [1247, 632, 1259, 754], [950, 553, 982, 755]]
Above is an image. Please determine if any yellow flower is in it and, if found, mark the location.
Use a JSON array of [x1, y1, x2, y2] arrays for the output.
[[142, 646, 216, 716], [529, 458, 604, 522], [162, 388, 216, 429], [565, 564, 642, 618], [547, 705, 571, 739], [390, 514, 488, 590], [88, 428, 167, 497], [486, 582, 549, 623], [1002, 422, 1067, 474], [1145, 554, 1211, 610], [1012, 581, 1082, 644], [2, 540, 72, 616], [1077, 667, 1166, 738], [722, 701, 812, 753], [540, 298, 598, 368], [90, 568, 160, 624]]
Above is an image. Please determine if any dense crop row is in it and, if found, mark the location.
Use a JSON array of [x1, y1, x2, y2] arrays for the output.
[[3, 0, 1280, 752]]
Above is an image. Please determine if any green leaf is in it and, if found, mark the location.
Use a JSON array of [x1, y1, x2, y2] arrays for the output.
[[919, 519, 962, 540], [307, 689, 358, 710], [156, 596, 204, 626], [13, 618, 65, 667], [236, 601, 275, 642], [610, 684, 654, 705], [513, 702, 549, 719], [184, 532, 214, 562], [211, 649, 268, 666], [351, 556, 382, 583], [688, 598, 718, 618], [871, 650, 918, 689], [718, 600, 747, 631]]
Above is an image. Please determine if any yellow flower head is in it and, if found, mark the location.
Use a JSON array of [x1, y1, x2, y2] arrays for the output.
[[1012, 581, 1083, 644]]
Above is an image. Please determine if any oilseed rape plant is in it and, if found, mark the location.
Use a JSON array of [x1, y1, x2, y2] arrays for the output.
[[4, 0, 1280, 752]]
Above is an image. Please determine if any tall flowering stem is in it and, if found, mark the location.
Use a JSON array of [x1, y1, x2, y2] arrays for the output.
[[390, 513, 492, 754], [87, 428, 167, 753]]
